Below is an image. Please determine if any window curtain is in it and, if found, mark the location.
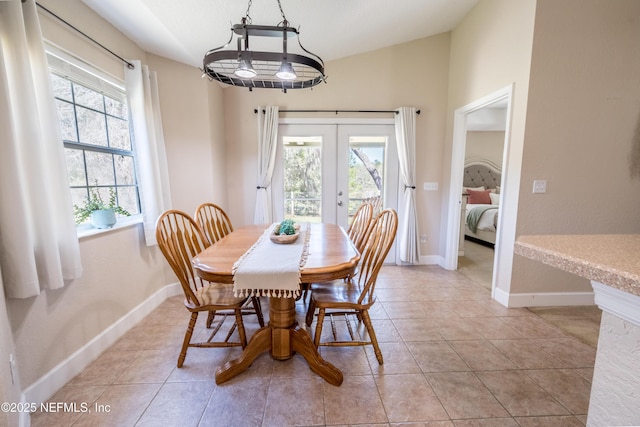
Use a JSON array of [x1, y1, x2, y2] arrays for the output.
[[395, 107, 420, 263], [0, 0, 82, 298], [124, 60, 172, 246], [254, 106, 279, 224]]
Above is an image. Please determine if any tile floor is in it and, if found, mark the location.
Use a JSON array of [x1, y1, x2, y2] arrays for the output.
[[457, 238, 495, 289], [31, 265, 599, 427]]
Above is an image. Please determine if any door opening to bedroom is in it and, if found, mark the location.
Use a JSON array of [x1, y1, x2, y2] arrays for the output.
[[457, 98, 508, 290]]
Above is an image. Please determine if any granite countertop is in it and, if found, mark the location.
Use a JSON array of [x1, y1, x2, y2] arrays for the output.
[[514, 234, 640, 297]]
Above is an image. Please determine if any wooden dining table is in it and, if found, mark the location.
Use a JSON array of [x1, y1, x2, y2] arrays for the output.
[[192, 222, 360, 386]]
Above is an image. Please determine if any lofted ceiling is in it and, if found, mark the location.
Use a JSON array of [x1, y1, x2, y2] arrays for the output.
[[81, 0, 479, 69]]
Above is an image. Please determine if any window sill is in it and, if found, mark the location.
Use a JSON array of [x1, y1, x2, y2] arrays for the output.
[[76, 215, 143, 239]]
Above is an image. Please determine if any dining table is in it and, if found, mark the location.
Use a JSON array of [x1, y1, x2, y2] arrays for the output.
[[192, 222, 360, 386]]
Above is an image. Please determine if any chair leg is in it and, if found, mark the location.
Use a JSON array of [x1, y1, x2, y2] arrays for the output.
[[178, 312, 198, 368], [305, 299, 316, 327], [313, 308, 326, 348], [206, 310, 216, 328], [361, 310, 383, 365], [251, 296, 265, 327], [301, 283, 310, 302], [234, 309, 248, 348]]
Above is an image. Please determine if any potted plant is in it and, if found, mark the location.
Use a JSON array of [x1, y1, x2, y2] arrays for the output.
[[74, 182, 131, 229]]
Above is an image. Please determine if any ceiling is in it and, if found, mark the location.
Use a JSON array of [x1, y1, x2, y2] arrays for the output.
[[82, 0, 479, 69]]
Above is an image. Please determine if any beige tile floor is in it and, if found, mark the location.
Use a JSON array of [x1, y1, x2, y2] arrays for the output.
[[457, 239, 602, 348], [457, 238, 495, 289], [31, 265, 599, 427]]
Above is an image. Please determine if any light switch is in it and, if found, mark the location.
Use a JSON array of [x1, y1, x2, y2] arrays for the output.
[[533, 180, 547, 193], [423, 182, 438, 191]]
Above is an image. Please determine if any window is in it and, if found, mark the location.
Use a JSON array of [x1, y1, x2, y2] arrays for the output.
[[47, 50, 140, 226]]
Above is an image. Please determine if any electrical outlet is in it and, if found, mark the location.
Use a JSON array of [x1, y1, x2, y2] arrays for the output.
[[533, 180, 547, 193], [423, 182, 438, 191], [420, 234, 427, 243]]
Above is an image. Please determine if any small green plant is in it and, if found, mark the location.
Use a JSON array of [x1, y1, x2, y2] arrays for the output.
[[275, 218, 296, 235], [74, 182, 131, 224]]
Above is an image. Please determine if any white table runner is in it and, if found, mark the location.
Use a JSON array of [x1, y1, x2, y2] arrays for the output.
[[232, 223, 310, 298]]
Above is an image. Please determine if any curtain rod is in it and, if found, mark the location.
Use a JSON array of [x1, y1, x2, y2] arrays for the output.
[[35, 2, 135, 70], [254, 109, 421, 115]]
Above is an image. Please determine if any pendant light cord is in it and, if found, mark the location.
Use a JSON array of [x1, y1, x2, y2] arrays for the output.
[[244, 0, 253, 24], [244, 0, 288, 26], [276, 0, 288, 24]]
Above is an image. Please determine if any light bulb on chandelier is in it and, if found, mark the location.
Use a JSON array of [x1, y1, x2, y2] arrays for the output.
[[275, 62, 297, 80], [234, 58, 257, 79]]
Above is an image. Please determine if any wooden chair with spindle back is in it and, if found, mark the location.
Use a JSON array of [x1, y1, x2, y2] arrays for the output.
[[348, 201, 374, 253], [156, 209, 250, 368], [194, 202, 234, 245], [305, 208, 398, 364], [300, 201, 373, 302], [194, 202, 264, 328]]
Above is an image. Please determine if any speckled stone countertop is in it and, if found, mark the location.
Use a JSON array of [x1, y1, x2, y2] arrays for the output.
[[514, 235, 640, 297]]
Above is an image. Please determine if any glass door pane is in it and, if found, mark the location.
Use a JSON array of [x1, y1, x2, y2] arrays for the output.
[[348, 137, 386, 224], [283, 136, 322, 223]]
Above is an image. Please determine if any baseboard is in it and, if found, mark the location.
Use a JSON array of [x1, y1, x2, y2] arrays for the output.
[[493, 287, 595, 308], [419, 254, 441, 265], [21, 283, 181, 410]]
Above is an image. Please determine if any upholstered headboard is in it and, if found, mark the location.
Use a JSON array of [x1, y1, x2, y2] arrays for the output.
[[463, 158, 502, 190]]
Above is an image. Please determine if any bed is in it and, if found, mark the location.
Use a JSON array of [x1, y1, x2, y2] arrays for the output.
[[462, 159, 501, 246]]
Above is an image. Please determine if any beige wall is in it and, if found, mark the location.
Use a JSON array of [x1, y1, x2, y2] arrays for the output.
[[443, 0, 537, 296], [4, 0, 220, 391], [465, 131, 505, 167], [512, 0, 640, 293], [223, 34, 451, 255]]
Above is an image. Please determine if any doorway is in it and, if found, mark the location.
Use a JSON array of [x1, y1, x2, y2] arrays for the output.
[[458, 101, 507, 289], [444, 85, 514, 299]]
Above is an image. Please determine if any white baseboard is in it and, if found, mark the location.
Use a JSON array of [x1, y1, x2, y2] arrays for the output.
[[493, 287, 595, 308], [419, 254, 442, 265], [21, 283, 181, 410]]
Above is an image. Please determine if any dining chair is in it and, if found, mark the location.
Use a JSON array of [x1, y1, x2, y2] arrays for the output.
[[194, 202, 264, 328], [305, 208, 398, 364], [348, 201, 374, 253], [156, 209, 251, 368], [298, 203, 373, 303], [194, 202, 234, 246], [364, 195, 383, 217]]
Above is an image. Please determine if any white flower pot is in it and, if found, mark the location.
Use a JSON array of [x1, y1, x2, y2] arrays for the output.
[[90, 209, 116, 229]]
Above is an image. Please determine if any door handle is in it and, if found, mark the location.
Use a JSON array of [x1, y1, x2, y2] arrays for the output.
[[337, 201, 343, 206]]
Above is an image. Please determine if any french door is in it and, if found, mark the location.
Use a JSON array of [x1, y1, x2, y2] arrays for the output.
[[272, 123, 398, 230]]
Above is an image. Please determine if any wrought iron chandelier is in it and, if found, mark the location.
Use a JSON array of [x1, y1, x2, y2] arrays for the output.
[[202, 0, 327, 91]]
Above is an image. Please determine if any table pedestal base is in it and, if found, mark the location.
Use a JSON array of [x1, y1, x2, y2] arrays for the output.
[[215, 297, 343, 386]]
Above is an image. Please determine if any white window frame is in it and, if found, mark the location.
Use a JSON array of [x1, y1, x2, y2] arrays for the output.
[[46, 45, 142, 237]]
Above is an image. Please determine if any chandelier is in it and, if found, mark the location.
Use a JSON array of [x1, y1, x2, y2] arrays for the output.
[[202, 0, 327, 92]]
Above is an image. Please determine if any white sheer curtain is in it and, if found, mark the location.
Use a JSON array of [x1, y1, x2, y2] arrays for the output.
[[254, 106, 279, 224], [0, 0, 82, 298], [124, 60, 172, 246], [395, 107, 420, 263]]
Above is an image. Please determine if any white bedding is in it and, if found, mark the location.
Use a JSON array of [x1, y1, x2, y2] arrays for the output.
[[465, 203, 498, 232]]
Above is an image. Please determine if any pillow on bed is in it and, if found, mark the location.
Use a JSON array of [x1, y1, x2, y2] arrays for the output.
[[463, 186, 485, 194], [467, 189, 491, 204], [489, 192, 500, 205]]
